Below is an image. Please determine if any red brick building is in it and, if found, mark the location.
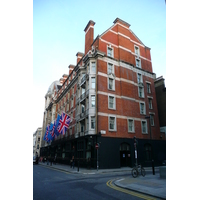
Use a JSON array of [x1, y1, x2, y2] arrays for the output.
[[41, 18, 166, 168]]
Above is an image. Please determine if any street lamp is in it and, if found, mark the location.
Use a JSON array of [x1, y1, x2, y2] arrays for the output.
[[145, 115, 155, 175]]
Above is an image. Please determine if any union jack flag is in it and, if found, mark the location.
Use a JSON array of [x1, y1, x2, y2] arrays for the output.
[[57, 112, 71, 135], [54, 114, 61, 136], [49, 122, 55, 141], [43, 125, 50, 142]]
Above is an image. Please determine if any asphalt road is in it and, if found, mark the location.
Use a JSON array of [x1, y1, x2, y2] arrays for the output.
[[33, 165, 157, 200]]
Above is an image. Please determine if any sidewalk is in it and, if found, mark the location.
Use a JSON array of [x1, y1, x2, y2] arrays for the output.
[[37, 162, 166, 199]]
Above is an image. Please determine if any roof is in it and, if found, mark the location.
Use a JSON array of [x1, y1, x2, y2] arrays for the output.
[[46, 80, 62, 95]]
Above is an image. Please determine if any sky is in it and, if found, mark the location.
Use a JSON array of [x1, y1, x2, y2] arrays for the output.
[[33, 0, 166, 135]]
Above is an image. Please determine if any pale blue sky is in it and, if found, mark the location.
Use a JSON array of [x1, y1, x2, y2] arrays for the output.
[[33, 0, 166, 133]]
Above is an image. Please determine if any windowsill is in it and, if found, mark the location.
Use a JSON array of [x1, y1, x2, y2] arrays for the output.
[[109, 129, 116, 132], [108, 107, 116, 110]]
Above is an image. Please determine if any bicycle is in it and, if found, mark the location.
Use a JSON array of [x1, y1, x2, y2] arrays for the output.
[[131, 164, 146, 178]]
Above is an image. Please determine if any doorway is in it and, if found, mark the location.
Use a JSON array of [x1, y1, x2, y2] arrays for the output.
[[120, 143, 131, 167]]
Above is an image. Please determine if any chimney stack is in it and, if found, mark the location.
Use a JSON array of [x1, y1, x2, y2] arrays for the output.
[[68, 64, 75, 75], [76, 52, 84, 65], [84, 20, 95, 55]]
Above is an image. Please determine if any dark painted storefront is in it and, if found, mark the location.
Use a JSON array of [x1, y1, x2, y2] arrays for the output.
[[40, 135, 166, 169]]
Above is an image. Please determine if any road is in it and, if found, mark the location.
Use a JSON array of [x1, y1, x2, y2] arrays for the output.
[[33, 165, 157, 200]]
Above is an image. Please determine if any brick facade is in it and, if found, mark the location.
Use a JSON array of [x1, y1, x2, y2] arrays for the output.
[[40, 18, 166, 168]]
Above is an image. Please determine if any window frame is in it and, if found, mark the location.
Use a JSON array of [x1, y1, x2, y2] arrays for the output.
[[134, 45, 140, 56], [150, 114, 155, 126], [91, 95, 95, 108], [137, 73, 142, 83], [138, 86, 144, 98], [148, 98, 153, 109], [107, 45, 114, 58], [107, 63, 114, 74], [91, 116, 95, 130], [91, 61, 96, 73], [108, 95, 116, 110], [135, 58, 141, 68], [140, 102, 146, 115], [91, 77, 95, 89], [146, 83, 151, 94], [108, 76, 115, 91], [128, 118, 135, 133], [141, 120, 148, 134], [108, 115, 116, 131]]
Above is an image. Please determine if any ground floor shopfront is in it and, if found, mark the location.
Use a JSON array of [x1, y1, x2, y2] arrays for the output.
[[40, 135, 166, 169]]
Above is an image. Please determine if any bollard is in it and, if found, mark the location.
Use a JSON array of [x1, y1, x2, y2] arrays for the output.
[[152, 159, 155, 175]]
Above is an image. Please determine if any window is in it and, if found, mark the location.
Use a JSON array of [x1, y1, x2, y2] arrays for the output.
[[81, 104, 85, 113], [87, 63, 90, 73], [91, 77, 95, 89], [147, 83, 151, 93], [134, 45, 140, 56], [91, 95, 95, 107], [140, 102, 145, 114], [37, 145, 39, 149], [80, 123, 84, 132], [107, 46, 113, 57], [150, 114, 154, 126], [82, 88, 85, 94], [108, 96, 115, 109], [91, 116, 95, 129], [38, 137, 40, 142], [71, 99, 73, 109], [139, 87, 144, 98], [141, 121, 147, 133], [109, 116, 116, 131], [108, 78, 114, 90], [108, 63, 114, 74], [128, 119, 134, 132], [136, 58, 141, 68], [148, 98, 153, 109], [91, 62, 96, 73], [137, 73, 142, 83]]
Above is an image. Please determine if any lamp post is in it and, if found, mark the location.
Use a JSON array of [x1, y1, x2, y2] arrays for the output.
[[145, 116, 155, 175], [96, 132, 101, 171]]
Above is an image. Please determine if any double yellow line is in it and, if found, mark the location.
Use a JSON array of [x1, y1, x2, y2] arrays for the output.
[[106, 179, 157, 200], [40, 164, 70, 174]]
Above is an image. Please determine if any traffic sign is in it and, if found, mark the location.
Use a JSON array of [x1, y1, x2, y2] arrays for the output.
[[95, 143, 99, 149]]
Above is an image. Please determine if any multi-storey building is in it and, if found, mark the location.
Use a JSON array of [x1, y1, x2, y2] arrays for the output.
[[154, 76, 166, 138], [40, 18, 166, 168], [33, 127, 42, 157]]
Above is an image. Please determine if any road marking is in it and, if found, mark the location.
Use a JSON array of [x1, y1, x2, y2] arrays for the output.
[[39, 165, 70, 174], [106, 179, 157, 200]]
